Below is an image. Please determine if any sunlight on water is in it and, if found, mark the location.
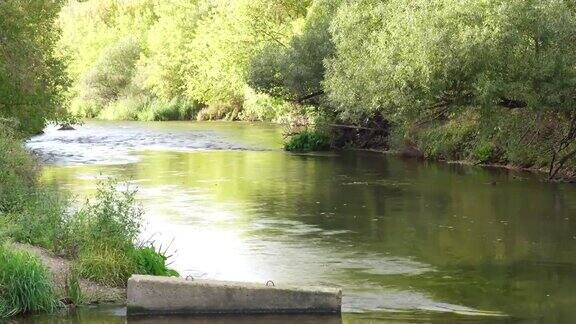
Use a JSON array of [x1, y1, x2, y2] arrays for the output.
[[29, 121, 576, 322]]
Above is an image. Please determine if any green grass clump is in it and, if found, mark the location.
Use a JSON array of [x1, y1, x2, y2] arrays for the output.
[[73, 246, 135, 287], [0, 245, 60, 318], [284, 131, 331, 152], [64, 272, 83, 306], [132, 245, 179, 277], [73, 244, 179, 287]]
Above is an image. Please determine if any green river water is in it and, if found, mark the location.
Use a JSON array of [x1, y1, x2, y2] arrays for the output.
[[22, 121, 576, 323]]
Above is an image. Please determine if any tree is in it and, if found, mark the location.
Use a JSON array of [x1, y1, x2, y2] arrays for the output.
[[325, 0, 576, 175], [0, 0, 69, 134], [249, 0, 341, 103]]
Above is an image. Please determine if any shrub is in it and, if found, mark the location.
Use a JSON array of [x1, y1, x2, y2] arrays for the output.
[[69, 98, 103, 119], [79, 37, 142, 107], [284, 131, 331, 152], [137, 98, 201, 122], [62, 180, 178, 286], [0, 125, 37, 213], [411, 110, 479, 160], [97, 96, 142, 121], [196, 102, 241, 121], [0, 245, 60, 318], [239, 88, 291, 122], [470, 141, 495, 163], [6, 189, 67, 252], [63, 181, 143, 256]]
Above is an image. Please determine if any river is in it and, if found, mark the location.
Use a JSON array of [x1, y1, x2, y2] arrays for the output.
[[25, 121, 576, 323]]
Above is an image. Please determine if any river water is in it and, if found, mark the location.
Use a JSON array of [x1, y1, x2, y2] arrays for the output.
[[25, 121, 576, 323]]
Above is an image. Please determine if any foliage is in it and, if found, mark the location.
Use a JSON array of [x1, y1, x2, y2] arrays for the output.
[[58, 0, 309, 122], [0, 138, 179, 290], [0, 124, 68, 252], [137, 98, 202, 122], [62, 180, 178, 286], [249, 0, 341, 103], [0, 0, 70, 134], [64, 272, 83, 306], [0, 125, 37, 213], [239, 88, 292, 122], [6, 190, 68, 252], [284, 131, 330, 152], [78, 37, 142, 110], [0, 245, 60, 318], [132, 245, 179, 277], [73, 246, 135, 287], [324, 0, 576, 176]]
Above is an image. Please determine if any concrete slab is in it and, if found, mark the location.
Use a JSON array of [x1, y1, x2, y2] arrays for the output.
[[127, 275, 342, 316]]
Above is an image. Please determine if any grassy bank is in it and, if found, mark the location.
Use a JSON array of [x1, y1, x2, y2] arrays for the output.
[[0, 124, 178, 318]]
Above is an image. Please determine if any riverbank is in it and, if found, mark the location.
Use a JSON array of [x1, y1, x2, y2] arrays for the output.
[[0, 124, 179, 319], [23, 120, 576, 322], [364, 149, 576, 182], [13, 243, 125, 305]]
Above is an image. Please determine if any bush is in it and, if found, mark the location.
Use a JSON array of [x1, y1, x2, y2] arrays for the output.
[[63, 181, 143, 256], [97, 96, 142, 121], [284, 131, 331, 152], [69, 98, 103, 119], [196, 102, 241, 121], [0, 245, 60, 318], [62, 180, 178, 286], [0, 125, 38, 213], [79, 37, 142, 108], [137, 98, 201, 122], [6, 189, 67, 252], [239, 88, 291, 122], [414, 116, 478, 160]]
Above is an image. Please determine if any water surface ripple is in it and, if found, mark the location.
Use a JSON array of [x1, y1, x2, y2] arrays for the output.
[[28, 121, 576, 323]]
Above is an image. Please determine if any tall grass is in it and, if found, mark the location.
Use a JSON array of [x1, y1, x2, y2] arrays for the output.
[[0, 245, 60, 318], [0, 124, 178, 318], [62, 180, 179, 286]]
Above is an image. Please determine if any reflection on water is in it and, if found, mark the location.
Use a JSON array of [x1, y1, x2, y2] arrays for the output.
[[28, 121, 576, 323]]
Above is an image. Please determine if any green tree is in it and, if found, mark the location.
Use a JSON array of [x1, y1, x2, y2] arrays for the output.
[[0, 0, 69, 134], [249, 0, 341, 103], [325, 0, 576, 176]]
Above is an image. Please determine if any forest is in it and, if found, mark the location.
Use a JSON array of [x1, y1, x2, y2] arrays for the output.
[[2, 0, 576, 177]]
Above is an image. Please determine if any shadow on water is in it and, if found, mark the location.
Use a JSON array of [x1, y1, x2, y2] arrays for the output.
[[13, 306, 512, 324]]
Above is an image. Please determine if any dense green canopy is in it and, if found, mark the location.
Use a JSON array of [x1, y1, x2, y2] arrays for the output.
[[0, 0, 574, 175], [0, 0, 69, 134]]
